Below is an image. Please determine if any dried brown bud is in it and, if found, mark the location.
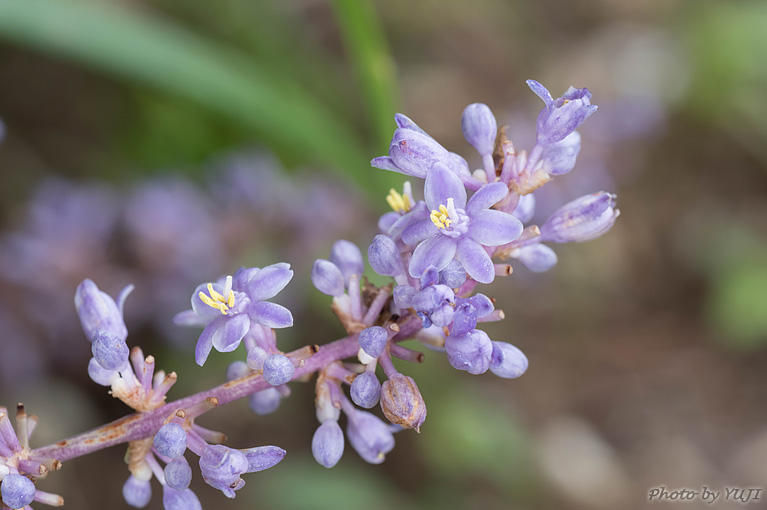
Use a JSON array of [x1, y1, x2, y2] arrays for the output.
[[380, 374, 426, 432]]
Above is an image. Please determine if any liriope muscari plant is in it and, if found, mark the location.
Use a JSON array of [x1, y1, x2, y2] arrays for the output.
[[0, 80, 618, 510]]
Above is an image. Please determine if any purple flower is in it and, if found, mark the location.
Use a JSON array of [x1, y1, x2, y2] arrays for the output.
[[541, 131, 581, 176], [490, 341, 529, 379], [451, 294, 494, 336], [329, 240, 364, 287], [358, 326, 388, 359], [121, 475, 151, 508], [350, 371, 382, 409], [199, 445, 249, 498], [262, 354, 295, 386], [402, 164, 522, 284], [164, 457, 193, 490], [75, 279, 132, 343], [540, 192, 619, 243], [527, 80, 598, 145], [312, 420, 345, 468], [162, 486, 202, 510], [509, 244, 558, 273], [445, 329, 493, 374], [1, 473, 36, 509], [311, 259, 345, 296], [249, 388, 282, 415], [368, 235, 403, 277], [410, 284, 456, 328], [346, 410, 395, 464], [153, 423, 187, 459], [371, 115, 471, 180], [175, 263, 294, 366], [461, 103, 498, 157], [91, 330, 130, 371]]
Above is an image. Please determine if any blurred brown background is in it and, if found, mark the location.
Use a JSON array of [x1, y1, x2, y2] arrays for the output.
[[0, 0, 766, 509]]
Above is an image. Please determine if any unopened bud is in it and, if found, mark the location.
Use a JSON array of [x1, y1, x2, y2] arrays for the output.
[[380, 374, 427, 431]]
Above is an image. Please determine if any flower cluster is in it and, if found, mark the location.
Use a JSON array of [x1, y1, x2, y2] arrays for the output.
[[0, 80, 618, 510]]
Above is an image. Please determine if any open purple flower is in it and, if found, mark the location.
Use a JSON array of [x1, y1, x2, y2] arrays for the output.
[[401, 164, 523, 284], [527, 80, 598, 145], [174, 263, 294, 366]]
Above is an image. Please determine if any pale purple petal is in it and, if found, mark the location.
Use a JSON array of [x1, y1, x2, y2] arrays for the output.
[[211, 314, 250, 353], [195, 315, 228, 366], [467, 210, 523, 246], [456, 238, 494, 284], [409, 235, 458, 278], [394, 113, 432, 138], [173, 309, 208, 327], [401, 219, 438, 245], [244, 446, 286, 473], [190, 282, 223, 323], [370, 156, 401, 173], [247, 263, 293, 301], [465, 182, 509, 215], [526, 79, 553, 105], [424, 164, 467, 210], [250, 302, 293, 328]]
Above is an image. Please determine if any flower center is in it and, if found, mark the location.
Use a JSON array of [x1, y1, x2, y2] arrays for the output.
[[199, 275, 235, 314], [386, 188, 411, 214], [430, 205, 452, 229]]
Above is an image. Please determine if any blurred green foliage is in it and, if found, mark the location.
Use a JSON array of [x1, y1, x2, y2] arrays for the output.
[[0, 0, 402, 195]]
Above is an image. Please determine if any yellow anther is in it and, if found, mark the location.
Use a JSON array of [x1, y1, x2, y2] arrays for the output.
[[386, 188, 411, 214], [430, 205, 452, 229], [199, 282, 236, 315]]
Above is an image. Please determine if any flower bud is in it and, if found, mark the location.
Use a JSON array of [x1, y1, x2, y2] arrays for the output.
[[91, 330, 130, 371], [528, 80, 598, 145], [199, 445, 248, 498], [122, 475, 151, 509], [75, 279, 128, 342], [540, 192, 619, 243], [87, 357, 118, 386], [512, 193, 536, 224], [330, 240, 364, 285], [311, 259, 345, 296], [162, 487, 202, 510], [490, 341, 528, 379], [2, 473, 36, 510], [368, 235, 403, 277], [262, 354, 295, 386], [445, 329, 493, 374], [542, 131, 581, 175], [350, 371, 381, 409], [242, 445, 286, 473], [439, 259, 467, 288], [154, 423, 187, 459], [346, 410, 395, 464], [389, 128, 450, 178], [164, 457, 192, 490], [380, 374, 427, 431], [246, 346, 268, 370], [226, 360, 250, 381], [358, 326, 388, 359], [311, 420, 344, 468], [510, 244, 558, 272], [461, 103, 497, 156], [393, 284, 417, 309], [249, 388, 281, 415]]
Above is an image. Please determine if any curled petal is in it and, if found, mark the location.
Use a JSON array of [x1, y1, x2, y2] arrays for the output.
[[195, 315, 228, 366]]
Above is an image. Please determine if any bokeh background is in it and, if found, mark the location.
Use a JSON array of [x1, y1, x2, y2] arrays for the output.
[[0, 0, 766, 509]]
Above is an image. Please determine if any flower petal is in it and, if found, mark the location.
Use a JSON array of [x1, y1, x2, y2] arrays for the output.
[[211, 314, 250, 353], [467, 210, 523, 246], [409, 235, 458, 278], [250, 302, 294, 328], [191, 282, 224, 323], [456, 238, 494, 284], [195, 315, 228, 366], [424, 163, 467, 210], [401, 219, 438, 245], [466, 182, 509, 215], [248, 263, 293, 301]]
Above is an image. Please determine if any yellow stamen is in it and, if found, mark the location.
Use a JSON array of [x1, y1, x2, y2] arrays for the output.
[[430, 205, 452, 229], [386, 188, 411, 214], [199, 282, 236, 315]]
